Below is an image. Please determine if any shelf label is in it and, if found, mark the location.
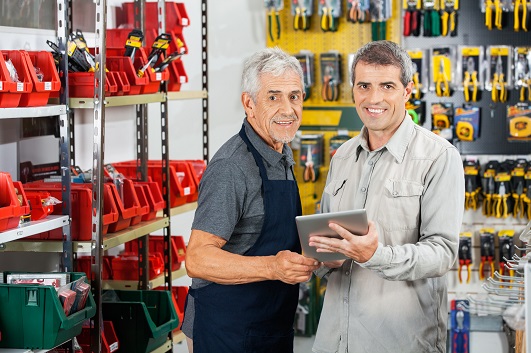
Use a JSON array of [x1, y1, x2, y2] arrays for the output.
[[0, 82, 2, 90], [17, 82, 23, 91], [184, 187, 191, 195], [109, 342, 119, 352], [180, 76, 187, 83], [44, 82, 52, 91], [182, 18, 189, 26], [156, 72, 162, 81]]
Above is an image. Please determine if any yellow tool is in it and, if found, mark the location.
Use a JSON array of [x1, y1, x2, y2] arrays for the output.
[[509, 116, 531, 137], [520, 79, 531, 102], [412, 62, 421, 99], [456, 121, 474, 141], [463, 57, 478, 102], [494, 0, 503, 29], [435, 58, 450, 97], [320, 0, 338, 32], [293, 1, 310, 31], [433, 114, 450, 129], [485, 0, 494, 29], [514, 0, 528, 32], [492, 55, 508, 103]]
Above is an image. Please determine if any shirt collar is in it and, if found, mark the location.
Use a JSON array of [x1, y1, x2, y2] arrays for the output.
[[355, 112, 414, 163], [243, 118, 295, 168]]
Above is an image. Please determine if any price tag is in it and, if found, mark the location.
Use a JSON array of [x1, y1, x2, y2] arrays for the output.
[[156, 72, 162, 81], [184, 187, 191, 195], [0, 82, 2, 90], [182, 18, 189, 26], [44, 82, 52, 91], [17, 82, 23, 91], [180, 76, 187, 83]]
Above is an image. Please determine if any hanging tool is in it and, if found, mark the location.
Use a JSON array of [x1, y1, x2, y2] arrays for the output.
[[412, 62, 421, 99], [403, 0, 421, 36], [436, 58, 451, 97], [320, 0, 339, 32], [448, 0, 459, 36], [479, 229, 496, 281], [464, 160, 480, 210], [348, 0, 362, 22], [514, 0, 528, 31], [494, 0, 503, 29], [511, 162, 527, 218], [498, 230, 515, 278], [485, 0, 494, 29], [458, 233, 472, 284], [293, 0, 311, 31], [483, 174, 496, 217], [371, 0, 388, 40], [451, 301, 469, 353], [525, 168, 531, 219], [423, 0, 441, 36], [515, 50, 531, 102], [492, 55, 508, 103], [463, 57, 478, 102], [267, 0, 281, 41], [303, 145, 316, 182], [321, 65, 339, 101]]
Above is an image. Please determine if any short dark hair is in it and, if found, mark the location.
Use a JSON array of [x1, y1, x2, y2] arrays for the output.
[[350, 40, 413, 87]]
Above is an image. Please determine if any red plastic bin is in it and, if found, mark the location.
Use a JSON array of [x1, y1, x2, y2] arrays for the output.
[[111, 161, 193, 208], [68, 71, 117, 98], [0, 50, 22, 108], [120, 2, 190, 33], [132, 183, 151, 224], [111, 252, 164, 280], [0, 173, 30, 232], [126, 235, 186, 271], [104, 47, 149, 95], [24, 190, 54, 221], [76, 255, 115, 281], [0, 50, 33, 107], [104, 36, 169, 94], [110, 71, 130, 96], [167, 58, 188, 92], [135, 181, 164, 221], [106, 179, 142, 232], [20, 51, 61, 107], [78, 321, 119, 353], [22, 182, 119, 240]]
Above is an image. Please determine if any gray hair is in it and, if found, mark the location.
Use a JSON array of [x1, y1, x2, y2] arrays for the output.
[[350, 40, 413, 88], [241, 47, 305, 101]]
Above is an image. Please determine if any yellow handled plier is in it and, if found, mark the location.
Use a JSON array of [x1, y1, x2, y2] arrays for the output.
[[435, 58, 450, 97], [494, 0, 503, 29], [485, 0, 494, 29], [514, 0, 528, 32], [267, 2, 281, 42], [463, 57, 478, 102], [293, 2, 310, 31], [521, 78, 531, 102], [320, 1, 338, 31], [492, 55, 508, 103]]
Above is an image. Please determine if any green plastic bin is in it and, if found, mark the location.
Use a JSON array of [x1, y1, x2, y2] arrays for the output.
[[0, 272, 96, 349], [102, 289, 178, 353]]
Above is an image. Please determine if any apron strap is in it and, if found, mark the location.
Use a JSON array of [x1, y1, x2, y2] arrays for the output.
[[239, 124, 270, 182]]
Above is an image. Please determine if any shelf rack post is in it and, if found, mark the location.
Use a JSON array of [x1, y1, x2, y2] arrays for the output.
[[202, 0, 209, 162], [91, 0, 107, 351]]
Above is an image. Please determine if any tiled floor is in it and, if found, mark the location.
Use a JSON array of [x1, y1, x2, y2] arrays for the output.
[[173, 335, 315, 352]]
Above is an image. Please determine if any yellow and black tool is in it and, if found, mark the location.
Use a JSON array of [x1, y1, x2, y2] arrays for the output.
[[464, 161, 480, 209], [463, 57, 478, 102], [493, 173, 512, 218], [492, 55, 508, 103], [498, 230, 515, 279], [509, 116, 531, 137], [320, 0, 338, 32], [479, 229, 496, 280], [458, 232, 472, 284], [456, 121, 474, 141], [512, 175, 526, 218], [435, 58, 451, 97], [293, 0, 310, 31], [514, 0, 528, 32], [485, 0, 494, 29], [267, 0, 281, 41], [494, 0, 503, 29], [482, 161, 499, 217]]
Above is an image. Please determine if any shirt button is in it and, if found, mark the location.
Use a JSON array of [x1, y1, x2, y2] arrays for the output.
[[361, 187, 367, 192], [343, 298, 348, 304], [345, 271, 350, 276], [368, 160, 373, 165], [392, 191, 398, 196]]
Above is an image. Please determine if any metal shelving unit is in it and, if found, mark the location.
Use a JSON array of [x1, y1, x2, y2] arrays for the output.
[[0, 216, 69, 245]]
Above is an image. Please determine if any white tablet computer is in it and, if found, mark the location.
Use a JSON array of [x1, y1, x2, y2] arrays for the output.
[[295, 209, 368, 262]]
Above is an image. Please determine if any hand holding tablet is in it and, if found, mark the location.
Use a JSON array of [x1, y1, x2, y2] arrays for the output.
[[295, 209, 369, 262]]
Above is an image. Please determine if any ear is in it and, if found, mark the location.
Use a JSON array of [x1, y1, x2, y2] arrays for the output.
[[241, 92, 255, 119], [404, 81, 413, 102]]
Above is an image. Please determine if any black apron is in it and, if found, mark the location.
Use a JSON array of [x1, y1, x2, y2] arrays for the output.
[[188, 125, 302, 353]]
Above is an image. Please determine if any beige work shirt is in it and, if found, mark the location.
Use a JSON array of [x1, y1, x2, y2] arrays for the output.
[[313, 115, 465, 353]]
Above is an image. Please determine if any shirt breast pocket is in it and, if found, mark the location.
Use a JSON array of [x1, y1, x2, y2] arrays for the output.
[[378, 179, 423, 231], [323, 179, 347, 211]]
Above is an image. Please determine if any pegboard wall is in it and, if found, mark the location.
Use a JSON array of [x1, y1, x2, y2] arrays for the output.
[[266, 0, 402, 214], [402, 0, 531, 156], [266, 0, 401, 106]]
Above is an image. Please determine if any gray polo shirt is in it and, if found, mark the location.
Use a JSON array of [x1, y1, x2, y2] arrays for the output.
[[182, 118, 296, 338]]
